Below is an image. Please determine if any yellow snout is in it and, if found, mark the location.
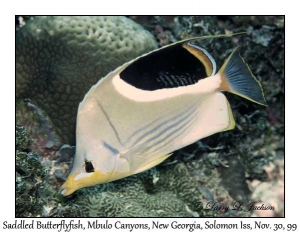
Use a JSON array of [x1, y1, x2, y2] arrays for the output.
[[61, 169, 131, 196]]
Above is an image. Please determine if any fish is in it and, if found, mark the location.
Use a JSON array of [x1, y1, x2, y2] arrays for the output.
[[61, 34, 266, 196]]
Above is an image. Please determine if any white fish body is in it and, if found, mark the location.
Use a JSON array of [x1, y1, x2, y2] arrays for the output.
[[61, 35, 266, 196]]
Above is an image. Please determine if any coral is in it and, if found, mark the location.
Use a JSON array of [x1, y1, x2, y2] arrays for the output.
[[16, 126, 51, 217], [154, 25, 174, 46], [250, 159, 284, 217], [16, 100, 62, 158], [16, 16, 157, 144], [16, 125, 30, 150], [173, 16, 222, 40]]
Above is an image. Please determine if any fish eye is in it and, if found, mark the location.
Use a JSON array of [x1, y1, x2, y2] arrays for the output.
[[85, 160, 95, 173]]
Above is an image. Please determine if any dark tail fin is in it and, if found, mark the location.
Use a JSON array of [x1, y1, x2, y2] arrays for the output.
[[218, 47, 267, 106]]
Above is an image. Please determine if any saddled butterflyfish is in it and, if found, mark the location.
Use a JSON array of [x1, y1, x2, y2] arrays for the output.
[[61, 34, 266, 196]]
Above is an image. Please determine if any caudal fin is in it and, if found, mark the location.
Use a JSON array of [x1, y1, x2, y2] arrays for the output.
[[218, 47, 267, 106]]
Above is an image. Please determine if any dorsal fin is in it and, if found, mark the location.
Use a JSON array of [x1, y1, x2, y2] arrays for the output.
[[119, 33, 246, 91], [119, 41, 215, 91], [183, 42, 216, 76]]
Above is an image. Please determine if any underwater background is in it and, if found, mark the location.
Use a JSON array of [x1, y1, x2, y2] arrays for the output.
[[16, 16, 284, 217]]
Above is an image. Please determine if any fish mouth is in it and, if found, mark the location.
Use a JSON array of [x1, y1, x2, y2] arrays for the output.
[[60, 184, 76, 196], [60, 187, 68, 196], [59, 173, 79, 196]]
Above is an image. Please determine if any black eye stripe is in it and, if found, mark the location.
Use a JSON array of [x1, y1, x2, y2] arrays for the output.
[[85, 160, 94, 173]]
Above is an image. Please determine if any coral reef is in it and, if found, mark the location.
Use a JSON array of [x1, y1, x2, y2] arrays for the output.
[[16, 126, 52, 217], [16, 99, 62, 158], [250, 159, 284, 217], [16, 16, 157, 145], [16, 16, 284, 217]]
